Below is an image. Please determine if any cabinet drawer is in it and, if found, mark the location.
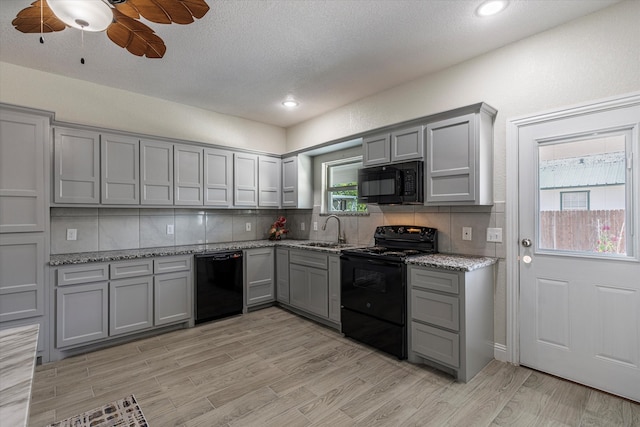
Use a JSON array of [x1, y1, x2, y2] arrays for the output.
[[411, 289, 459, 331], [411, 321, 459, 368], [409, 266, 459, 294], [154, 255, 191, 274], [57, 264, 109, 286], [110, 259, 153, 280], [290, 250, 328, 269]]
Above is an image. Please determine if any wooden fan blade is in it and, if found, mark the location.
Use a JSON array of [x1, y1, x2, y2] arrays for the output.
[[125, 0, 210, 25], [114, 2, 140, 20], [107, 10, 167, 58], [12, 0, 66, 33]]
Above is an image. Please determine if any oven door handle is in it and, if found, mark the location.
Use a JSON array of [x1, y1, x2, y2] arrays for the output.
[[342, 256, 401, 268]]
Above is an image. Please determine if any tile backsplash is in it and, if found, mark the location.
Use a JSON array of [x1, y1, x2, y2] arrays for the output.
[[50, 203, 505, 259]]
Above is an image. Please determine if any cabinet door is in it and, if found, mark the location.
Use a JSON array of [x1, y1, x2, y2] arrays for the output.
[[233, 153, 258, 207], [0, 109, 47, 232], [56, 282, 108, 347], [245, 247, 275, 306], [0, 234, 44, 322], [174, 145, 204, 205], [307, 267, 329, 318], [53, 127, 100, 204], [425, 113, 476, 204], [289, 264, 308, 310], [258, 156, 281, 208], [204, 148, 233, 207], [109, 276, 153, 336], [101, 133, 140, 204], [363, 133, 390, 166], [275, 248, 289, 304], [140, 139, 173, 205], [391, 126, 423, 162], [281, 156, 298, 208], [154, 271, 192, 326], [328, 255, 340, 323]]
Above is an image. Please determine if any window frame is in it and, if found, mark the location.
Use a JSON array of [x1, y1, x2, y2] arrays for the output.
[[560, 190, 590, 211], [322, 156, 366, 214]]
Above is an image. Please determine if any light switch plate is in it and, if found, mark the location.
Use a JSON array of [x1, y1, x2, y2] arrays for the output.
[[301, 222, 305, 231], [245, 222, 251, 232], [166, 224, 174, 235], [487, 227, 503, 242], [313, 222, 318, 231], [66, 228, 77, 241]]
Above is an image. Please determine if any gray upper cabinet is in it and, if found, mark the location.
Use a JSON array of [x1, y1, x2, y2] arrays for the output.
[[0, 109, 47, 232], [281, 155, 313, 208], [362, 134, 391, 166], [53, 127, 100, 204], [101, 133, 140, 205], [174, 145, 204, 205], [363, 125, 424, 166], [424, 103, 496, 205], [391, 126, 423, 162], [140, 139, 174, 205], [258, 155, 281, 208], [204, 147, 233, 207], [234, 153, 258, 207]]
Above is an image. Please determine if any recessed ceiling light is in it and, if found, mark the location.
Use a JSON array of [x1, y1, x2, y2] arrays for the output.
[[282, 99, 299, 108], [476, 0, 508, 17]]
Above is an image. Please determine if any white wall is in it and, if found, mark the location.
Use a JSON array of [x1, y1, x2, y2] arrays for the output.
[[0, 62, 287, 154], [286, 0, 640, 203]]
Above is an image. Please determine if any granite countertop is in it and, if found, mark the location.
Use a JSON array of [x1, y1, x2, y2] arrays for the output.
[[0, 324, 39, 427], [406, 253, 497, 272], [49, 239, 364, 266]]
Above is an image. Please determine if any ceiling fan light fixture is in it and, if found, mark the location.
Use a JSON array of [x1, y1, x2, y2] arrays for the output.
[[476, 0, 508, 17], [46, 0, 113, 32]]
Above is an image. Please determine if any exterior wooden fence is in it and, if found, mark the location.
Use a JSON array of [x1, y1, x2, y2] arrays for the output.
[[540, 210, 626, 254]]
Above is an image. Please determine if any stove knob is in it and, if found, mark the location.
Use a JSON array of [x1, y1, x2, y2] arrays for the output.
[[397, 227, 404, 234], [377, 227, 385, 234]]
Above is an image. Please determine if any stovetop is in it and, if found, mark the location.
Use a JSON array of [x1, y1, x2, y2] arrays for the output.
[[342, 225, 438, 261]]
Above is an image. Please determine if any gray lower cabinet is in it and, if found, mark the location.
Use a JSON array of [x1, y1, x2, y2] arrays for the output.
[[275, 248, 289, 304], [57, 281, 109, 348], [54, 255, 192, 350], [328, 255, 341, 323], [244, 247, 275, 307], [154, 271, 191, 326], [407, 264, 494, 382], [109, 276, 153, 336], [288, 249, 333, 320]]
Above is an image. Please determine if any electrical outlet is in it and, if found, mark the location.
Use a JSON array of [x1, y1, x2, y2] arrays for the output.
[[486, 227, 503, 242], [66, 228, 77, 241], [313, 221, 318, 231], [301, 222, 305, 231], [166, 224, 174, 235], [245, 222, 251, 232], [462, 227, 472, 241]]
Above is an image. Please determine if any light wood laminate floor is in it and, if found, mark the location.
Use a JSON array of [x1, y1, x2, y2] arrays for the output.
[[29, 307, 639, 427]]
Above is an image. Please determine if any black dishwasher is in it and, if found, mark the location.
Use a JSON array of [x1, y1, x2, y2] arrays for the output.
[[195, 251, 243, 324]]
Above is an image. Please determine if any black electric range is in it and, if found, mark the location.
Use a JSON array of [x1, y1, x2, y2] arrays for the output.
[[340, 225, 438, 359]]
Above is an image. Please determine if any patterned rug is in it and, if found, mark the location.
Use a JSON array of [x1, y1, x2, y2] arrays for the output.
[[45, 394, 148, 427]]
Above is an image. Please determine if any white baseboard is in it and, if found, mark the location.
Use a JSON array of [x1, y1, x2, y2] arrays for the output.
[[494, 343, 507, 362]]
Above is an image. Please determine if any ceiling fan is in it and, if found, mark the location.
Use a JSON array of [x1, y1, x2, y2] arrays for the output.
[[12, 0, 210, 58]]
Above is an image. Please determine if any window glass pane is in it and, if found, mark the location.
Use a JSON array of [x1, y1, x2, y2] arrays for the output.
[[538, 134, 627, 255], [329, 162, 359, 187]]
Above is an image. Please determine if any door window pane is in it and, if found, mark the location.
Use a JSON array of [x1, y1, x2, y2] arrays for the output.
[[538, 134, 628, 255]]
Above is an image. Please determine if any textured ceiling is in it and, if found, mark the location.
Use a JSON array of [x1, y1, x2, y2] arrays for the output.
[[0, 0, 622, 127]]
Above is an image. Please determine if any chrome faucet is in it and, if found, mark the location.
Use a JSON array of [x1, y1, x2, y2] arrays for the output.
[[322, 214, 346, 244]]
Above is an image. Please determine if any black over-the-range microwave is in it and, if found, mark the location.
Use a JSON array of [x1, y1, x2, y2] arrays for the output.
[[357, 160, 423, 205]]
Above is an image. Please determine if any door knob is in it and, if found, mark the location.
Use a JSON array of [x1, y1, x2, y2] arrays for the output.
[[521, 238, 532, 247]]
